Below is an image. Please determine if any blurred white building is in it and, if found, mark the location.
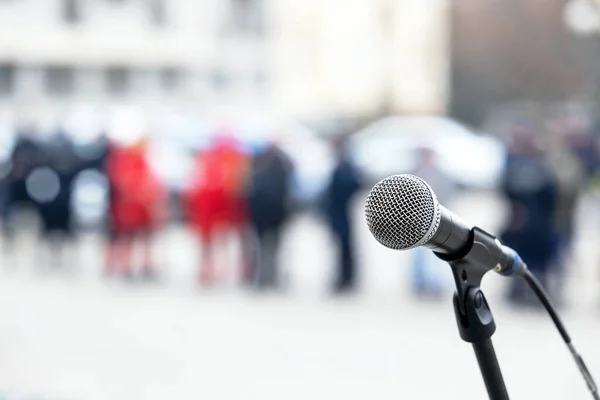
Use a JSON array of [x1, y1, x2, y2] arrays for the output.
[[0, 0, 450, 129], [271, 0, 451, 118], [0, 0, 269, 127]]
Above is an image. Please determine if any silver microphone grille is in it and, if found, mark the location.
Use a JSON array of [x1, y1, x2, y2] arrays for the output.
[[365, 174, 441, 250]]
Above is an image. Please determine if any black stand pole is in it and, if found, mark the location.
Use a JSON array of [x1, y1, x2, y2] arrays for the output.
[[443, 228, 511, 400], [473, 339, 509, 398]]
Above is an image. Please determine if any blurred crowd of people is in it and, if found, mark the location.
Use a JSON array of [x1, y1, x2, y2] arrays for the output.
[[374, 117, 600, 308], [413, 117, 600, 307], [0, 122, 364, 294], [2, 115, 600, 306], [499, 120, 600, 307]]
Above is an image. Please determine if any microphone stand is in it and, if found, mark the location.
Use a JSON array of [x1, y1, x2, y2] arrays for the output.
[[443, 227, 510, 400], [441, 227, 599, 400]]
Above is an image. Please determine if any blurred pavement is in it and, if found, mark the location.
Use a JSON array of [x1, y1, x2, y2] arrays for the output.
[[0, 190, 599, 399]]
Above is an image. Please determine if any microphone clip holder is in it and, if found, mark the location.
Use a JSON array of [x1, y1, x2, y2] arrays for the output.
[[442, 227, 511, 400]]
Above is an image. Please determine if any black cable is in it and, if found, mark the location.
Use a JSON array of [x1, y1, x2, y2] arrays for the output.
[[523, 270, 571, 342], [523, 269, 600, 400]]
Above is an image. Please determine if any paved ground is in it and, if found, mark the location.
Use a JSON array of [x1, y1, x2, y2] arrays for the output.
[[0, 191, 600, 400]]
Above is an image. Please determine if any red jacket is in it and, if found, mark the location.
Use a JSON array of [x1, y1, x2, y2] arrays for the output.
[[107, 144, 167, 233], [183, 139, 248, 236]]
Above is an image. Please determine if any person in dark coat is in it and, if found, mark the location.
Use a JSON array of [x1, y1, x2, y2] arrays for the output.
[[39, 132, 78, 229], [323, 137, 362, 293], [3, 126, 44, 247], [501, 127, 558, 306], [6, 126, 43, 206], [568, 128, 599, 178], [29, 131, 80, 269], [546, 126, 586, 303], [0, 143, 15, 257], [0, 170, 9, 227], [246, 142, 293, 290]]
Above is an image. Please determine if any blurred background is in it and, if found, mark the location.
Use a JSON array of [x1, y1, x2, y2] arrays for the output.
[[1, 0, 600, 399]]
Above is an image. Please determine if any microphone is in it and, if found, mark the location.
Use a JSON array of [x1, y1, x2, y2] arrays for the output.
[[365, 174, 525, 277]]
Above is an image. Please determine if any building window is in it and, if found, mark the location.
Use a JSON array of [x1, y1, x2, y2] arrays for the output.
[[62, 0, 81, 24], [223, 0, 265, 35], [149, 0, 166, 27], [106, 67, 130, 95], [45, 66, 74, 95], [0, 64, 15, 97], [160, 67, 180, 92]]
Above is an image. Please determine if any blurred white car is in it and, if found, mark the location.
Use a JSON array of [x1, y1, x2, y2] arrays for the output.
[[349, 116, 506, 189]]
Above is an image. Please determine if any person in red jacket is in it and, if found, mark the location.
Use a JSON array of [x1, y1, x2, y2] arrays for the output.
[[105, 138, 167, 280], [182, 133, 251, 287]]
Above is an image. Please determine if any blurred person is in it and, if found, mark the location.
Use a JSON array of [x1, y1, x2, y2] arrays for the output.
[[501, 127, 557, 306], [0, 173, 8, 229], [567, 126, 600, 178], [322, 136, 363, 293], [105, 138, 167, 281], [182, 133, 251, 287], [411, 147, 456, 298], [74, 130, 111, 172], [2, 124, 44, 259], [546, 125, 586, 303], [7, 124, 43, 204], [246, 140, 293, 290], [0, 158, 12, 260], [0, 153, 12, 234], [29, 130, 81, 269]]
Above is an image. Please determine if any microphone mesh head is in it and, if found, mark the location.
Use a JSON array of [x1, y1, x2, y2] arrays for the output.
[[365, 174, 441, 250]]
